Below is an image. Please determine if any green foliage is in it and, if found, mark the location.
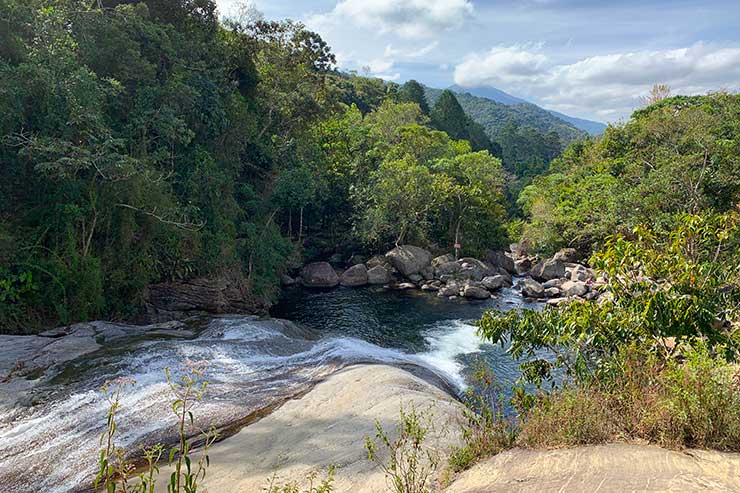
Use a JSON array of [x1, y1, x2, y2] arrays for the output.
[[365, 405, 441, 493], [479, 213, 740, 385], [264, 467, 336, 493], [519, 93, 740, 254], [431, 90, 498, 156], [398, 80, 430, 115]]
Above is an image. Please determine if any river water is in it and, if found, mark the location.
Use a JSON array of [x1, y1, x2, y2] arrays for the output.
[[0, 284, 537, 493]]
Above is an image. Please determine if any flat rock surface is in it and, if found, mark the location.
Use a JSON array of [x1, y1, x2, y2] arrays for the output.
[[155, 364, 464, 493], [446, 443, 740, 492]]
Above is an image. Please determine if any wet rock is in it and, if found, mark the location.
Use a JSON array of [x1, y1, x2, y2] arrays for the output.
[[521, 278, 545, 298], [340, 264, 368, 287], [386, 246, 432, 277], [367, 265, 391, 285], [301, 262, 340, 288]]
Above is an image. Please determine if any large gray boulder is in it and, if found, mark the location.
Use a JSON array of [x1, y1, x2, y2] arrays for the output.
[[438, 282, 461, 297], [386, 245, 432, 277], [514, 258, 532, 275], [463, 284, 491, 300], [531, 258, 566, 282], [435, 261, 461, 278], [553, 248, 581, 264], [562, 280, 588, 297], [340, 264, 368, 287], [458, 258, 495, 281], [485, 250, 516, 275], [367, 265, 391, 285], [432, 254, 456, 268], [482, 275, 508, 291], [570, 264, 594, 282], [521, 278, 545, 298], [366, 255, 388, 269], [301, 262, 340, 288]]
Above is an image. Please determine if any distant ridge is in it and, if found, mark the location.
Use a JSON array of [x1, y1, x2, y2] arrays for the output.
[[448, 85, 606, 136]]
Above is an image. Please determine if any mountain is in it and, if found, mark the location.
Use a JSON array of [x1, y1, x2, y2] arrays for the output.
[[446, 85, 606, 136], [426, 86, 588, 146], [547, 110, 607, 136]]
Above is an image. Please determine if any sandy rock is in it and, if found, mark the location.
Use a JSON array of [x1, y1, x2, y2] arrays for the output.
[[154, 365, 463, 493], [340, 264, 369, 287]]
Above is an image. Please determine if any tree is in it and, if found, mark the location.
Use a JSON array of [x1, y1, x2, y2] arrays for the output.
[[431, 90, 497, 154], [398, 80, 430, 115]]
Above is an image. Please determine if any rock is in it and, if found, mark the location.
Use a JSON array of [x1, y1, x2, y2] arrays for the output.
[[366, 255, 388, 269], [366, 265, 391, 285], [144, 271, 266, 322], [543, 278, 565, 289], [485, 250, 516, 274], [514, 258, 532, 275], [420, 266, 435, 280], [520, 278, 545, 298], [280, 274, 296, 287], [432, 254, 456, 267], [463, 285, 491, 300], [482, 275, 507, 291], [421, 281, 442, 291], [435, 261, 461, 278], [553, 247, 581, 263], [457, 258, 495, 281], [547, 297, 570, 306], [571, 264, 594, 282], [438, 282, 461, 297], [386, 245, 432, 277], [531, 258, 566, 281], [496, 269, 514, 285], [347, 255, 365, 266], [561, 280, 588, 297], [408, 273, 423, 283], [339, 264, 368, 287], [301, 262, 340, 288], [545, 287, 562, 298], [394, 282, 416, 290]]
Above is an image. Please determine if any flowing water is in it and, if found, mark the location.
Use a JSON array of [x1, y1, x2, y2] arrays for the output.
[[0, 284, 538, 493]]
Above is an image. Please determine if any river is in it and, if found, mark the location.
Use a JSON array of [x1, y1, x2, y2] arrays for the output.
[[0, 284, 537, 493]]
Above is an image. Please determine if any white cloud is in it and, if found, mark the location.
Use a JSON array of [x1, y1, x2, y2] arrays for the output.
[[312, 0, 473, 39], [454, 43, 740, 121]]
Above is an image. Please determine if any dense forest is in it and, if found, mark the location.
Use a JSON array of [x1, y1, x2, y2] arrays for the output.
[[0, 0, 510, 332]]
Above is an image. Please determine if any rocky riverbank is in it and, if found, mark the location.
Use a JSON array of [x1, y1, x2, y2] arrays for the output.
[[289, 245, 605, 305]]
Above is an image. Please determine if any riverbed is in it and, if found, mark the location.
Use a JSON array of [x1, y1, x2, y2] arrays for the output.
[[0, 284, 537, 493]]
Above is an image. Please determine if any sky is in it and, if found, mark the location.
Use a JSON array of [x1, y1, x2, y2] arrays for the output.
[[215, 0, 740, 123]]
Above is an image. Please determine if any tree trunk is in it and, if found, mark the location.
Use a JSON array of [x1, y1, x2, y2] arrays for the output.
[[298, 206, 304, 243], [454, 217, 462, 260], [287, 208, 292, 241]]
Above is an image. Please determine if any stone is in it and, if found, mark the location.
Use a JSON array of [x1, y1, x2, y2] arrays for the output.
[[547, 297, 569, 306], [481, 275, 507, 291], [421, 281, 441, 291], [485, 250, 516, 274], [561, 280, 588, 297], [545, 287, 562, 298], [531, 258, 566, 281], [553, 247, 581, 263], [520, 278, 545, 298], [571, 264, 594, 282], [301, 262, 340, 288], [463, 285, 491, 300], [432, 254, 456, 268], [543, 278, 565, 289], [420, 266, 435, 280], [394, 282, 416, 290], [438, 282, 461, 297], [339, 264, 368, 287], [514, 258, 532, 275], [366, 265, 391, 285], [457, 258, 495, 281], [408, 273, 423, 283], [366, 255, 388, 269], [386, 245, 432, 277], [280, 274, 296, 287], [347, 254, 366, 266], [435, 261, 461, 278]]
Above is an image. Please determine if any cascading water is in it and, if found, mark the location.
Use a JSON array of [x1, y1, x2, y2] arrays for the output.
[[0, 284, 537, 493]]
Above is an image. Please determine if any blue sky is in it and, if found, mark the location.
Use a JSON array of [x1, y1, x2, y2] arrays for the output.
[[216, 0, 740, 122]]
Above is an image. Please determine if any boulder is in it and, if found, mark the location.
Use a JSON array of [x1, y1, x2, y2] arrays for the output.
[[485, 250, 516, 275], [347, 255, 366, 266], [514, 258, 532, 275], [366, 255, 388, 269], [546, 297, 569, 306], [531, 258, 566, 281], [420, 266, 435, 280], [438, 282, 461, 297], [553, 248, 581, 264], [561, 280, 588, 297], [543, 278, 565, 289], [435, 261, 461, 278], [432, 254, 456, 268], [520, 278, 545, 298], [394, 282, 416, 290], [482, 275, 508, 291], [458, 258, 495, 281], [408, 273, 423, 283], [340, 264, 368, 287], [280, 274, 296, 287], [571, 265, 594, 282], [421, 281, 442, 291], [463, 285, 491, 300], [386, 245, 432, 277], [544, 287, 562, 298], [367, 265, 391, 285], [301, 262, 339, 288]]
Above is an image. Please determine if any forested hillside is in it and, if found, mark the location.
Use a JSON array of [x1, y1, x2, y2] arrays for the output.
[[0, 0, 508, 333]]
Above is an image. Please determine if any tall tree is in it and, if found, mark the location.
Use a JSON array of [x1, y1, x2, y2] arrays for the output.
[[398, 80, 430, 115]]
